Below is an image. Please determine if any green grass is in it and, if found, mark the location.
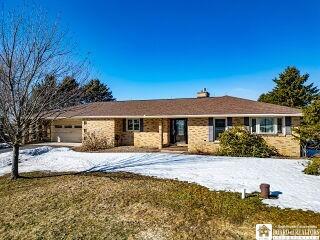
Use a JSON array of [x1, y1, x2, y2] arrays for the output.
[[0, 172, 319, 240]]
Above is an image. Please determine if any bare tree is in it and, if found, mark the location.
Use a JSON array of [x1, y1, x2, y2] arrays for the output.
[[0, 7, 88, 179]]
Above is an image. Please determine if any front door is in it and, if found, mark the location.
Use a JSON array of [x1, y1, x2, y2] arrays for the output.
[[170, 119, 188, 145]]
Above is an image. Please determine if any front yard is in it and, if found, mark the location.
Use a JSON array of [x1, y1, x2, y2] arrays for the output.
[[0, 147, 320, 239], [0, 147, 319, 212], [1, 171, 320, 239]]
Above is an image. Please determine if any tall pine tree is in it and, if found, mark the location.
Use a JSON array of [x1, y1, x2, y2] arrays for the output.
[[81, 79, 115, 103], [297, 98, 320, 148], [58, 76, 81, 107], [258, 67, 319, 108]]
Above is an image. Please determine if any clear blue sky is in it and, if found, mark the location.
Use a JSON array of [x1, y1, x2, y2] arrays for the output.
[[6, 0, 320, 100]]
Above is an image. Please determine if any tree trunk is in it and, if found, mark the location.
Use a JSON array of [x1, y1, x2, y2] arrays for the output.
[[11, 144, 19, 179]]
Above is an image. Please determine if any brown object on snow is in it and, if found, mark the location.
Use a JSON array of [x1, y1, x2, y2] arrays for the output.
[[260, 183, 270, 199]]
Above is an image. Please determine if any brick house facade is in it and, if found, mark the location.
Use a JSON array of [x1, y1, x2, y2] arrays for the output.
[[48, 92, 302, 157]]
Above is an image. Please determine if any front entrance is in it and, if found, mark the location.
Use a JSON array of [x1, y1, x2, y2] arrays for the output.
[[170, 119, 188, 145]]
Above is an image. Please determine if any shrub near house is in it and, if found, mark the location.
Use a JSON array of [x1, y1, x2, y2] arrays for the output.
[[304, 158, 320, 175], [218, 127, 278, 158], [80, 133, 114, 152]]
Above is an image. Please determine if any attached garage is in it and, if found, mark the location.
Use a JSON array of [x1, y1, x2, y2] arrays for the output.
[[51, 119, 82, 143]]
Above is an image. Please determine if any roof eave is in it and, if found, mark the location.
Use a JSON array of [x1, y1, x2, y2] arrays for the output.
[[46, 113, 303, 119]]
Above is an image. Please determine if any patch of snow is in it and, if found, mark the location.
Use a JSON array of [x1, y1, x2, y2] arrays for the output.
[[20, 146, 53, 156], [0, 147, 319, 213], [0, 143, 10, 149]]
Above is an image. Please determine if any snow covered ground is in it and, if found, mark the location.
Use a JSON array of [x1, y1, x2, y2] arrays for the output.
[[0, 146, 319, 213], [0, 143, 10, 149]]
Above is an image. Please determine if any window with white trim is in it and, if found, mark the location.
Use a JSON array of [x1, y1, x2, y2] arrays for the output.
[[250, 117, 285, 135], [259, 117, 274, 133], [127, 119, 140, 131]]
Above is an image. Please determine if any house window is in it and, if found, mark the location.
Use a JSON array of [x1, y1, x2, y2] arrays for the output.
[[214, 119, 226, 141], [64, 125, 72, 128], [277, 118, 283, 134], [127, 119, 140, 131], [54, 125, 62, 128], [74, 125, 82, 129], [251, 117, 285, 135], [259, 118, 274, 133]]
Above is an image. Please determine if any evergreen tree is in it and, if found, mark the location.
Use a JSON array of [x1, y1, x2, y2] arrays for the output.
[[258, 67, 319, 108], [81, 79, 115, 103], [297, 98, 320, 148], [31, 75, 58, 109], [59, 76, 79, 93], [58, 76, 81, 107]]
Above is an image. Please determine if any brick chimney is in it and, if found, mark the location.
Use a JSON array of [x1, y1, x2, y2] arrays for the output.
[[197, 88, 210, 98]]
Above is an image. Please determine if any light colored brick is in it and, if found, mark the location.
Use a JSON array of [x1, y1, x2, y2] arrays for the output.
[[83, 118, 116, 146], [51, 116, 301, 157]]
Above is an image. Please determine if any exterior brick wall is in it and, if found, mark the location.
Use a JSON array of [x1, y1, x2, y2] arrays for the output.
[[134, 132, 159, 148], [83, 118, 116, 147], [188, 118, 220, 153], [51, 116, 301, 157], [263, 116, 300, 157], [143, 119, 158, 132], [113, 119, 134, 146], [162, 119, 170, 145], [132, 118, 169, 148], [262, 135, 300, 157], [83, 118, 169, 148], [187, 117, 301, 157]]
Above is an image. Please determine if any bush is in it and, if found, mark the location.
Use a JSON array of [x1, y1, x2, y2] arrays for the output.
[[304, 158, 320, 175], [218, 127, 278, 158], [80, 133, 114, 151]]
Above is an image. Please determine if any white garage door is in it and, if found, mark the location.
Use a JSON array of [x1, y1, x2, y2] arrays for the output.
[[52, 125, 82, 143]]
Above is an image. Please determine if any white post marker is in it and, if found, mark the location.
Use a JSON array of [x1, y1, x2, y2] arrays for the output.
[[241, 189, 246, 199]]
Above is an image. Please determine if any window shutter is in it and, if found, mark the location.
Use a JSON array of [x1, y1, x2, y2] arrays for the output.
[[122, 119, 126, 132], [185, 119, 188, 144], [208, 118, 214, 142], [244, 117, 250, 131], [277, 118, 283, 134], [285, 116, 292, 135], [140, 119, 144, 132], [227, 117, 232, 127], [244, 117, 249, 126], [252, 118, 256, 133]]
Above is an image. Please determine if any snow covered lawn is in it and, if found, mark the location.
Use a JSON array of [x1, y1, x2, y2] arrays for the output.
[[0, 143, 10, 149], [0, 146, 319, 213]]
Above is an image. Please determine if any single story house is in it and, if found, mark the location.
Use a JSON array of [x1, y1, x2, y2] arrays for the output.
[[48, 90, 303, 157]]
